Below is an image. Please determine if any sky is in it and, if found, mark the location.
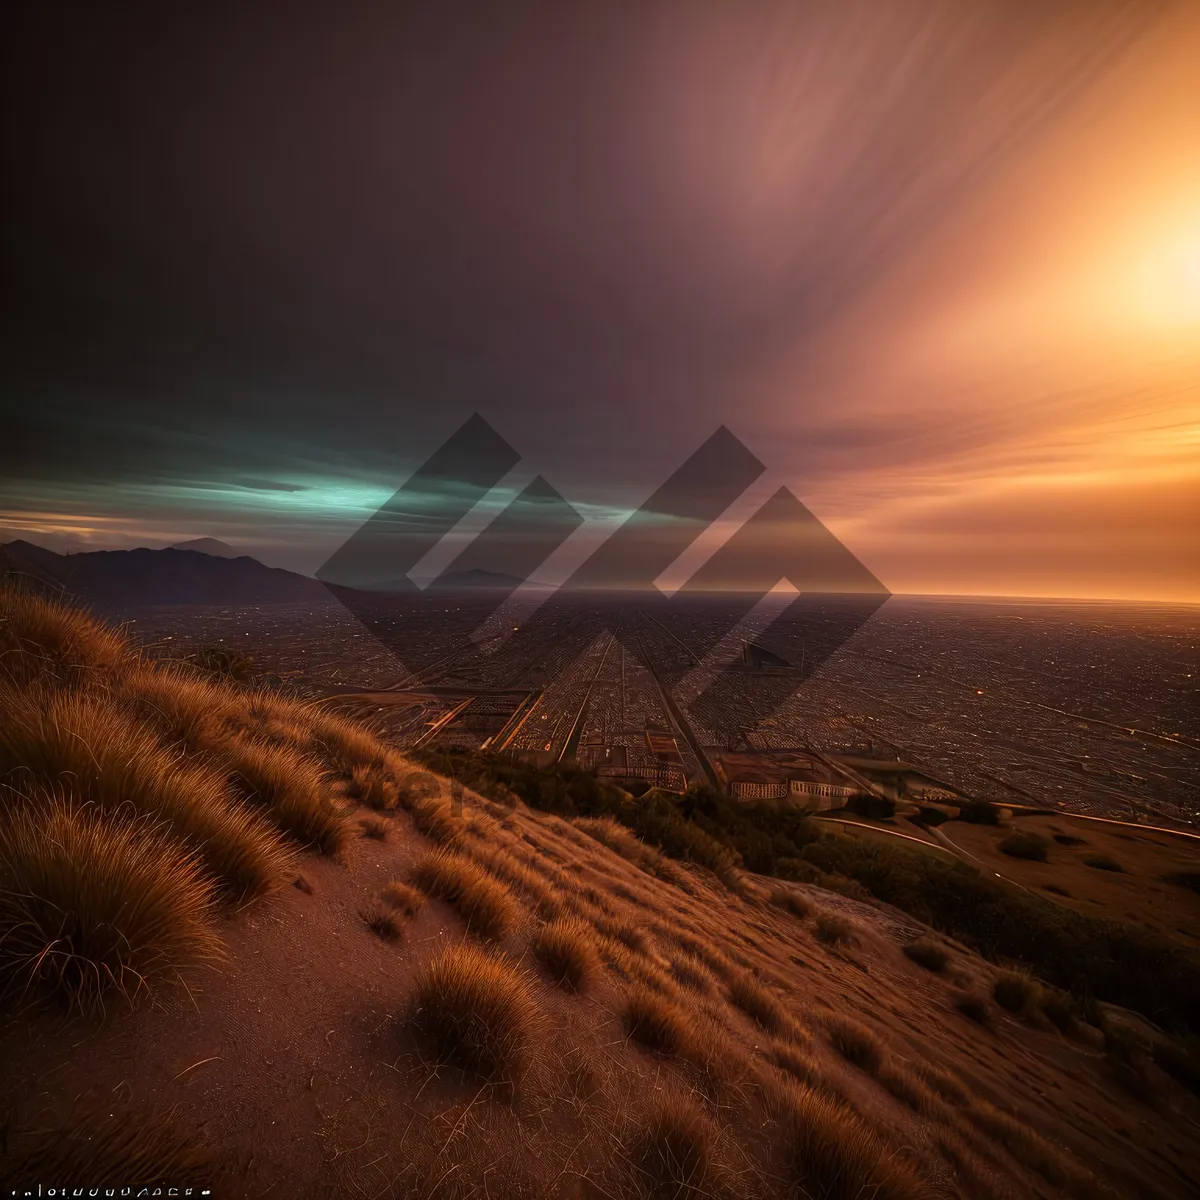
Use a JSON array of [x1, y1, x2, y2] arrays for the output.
[[1, 0, 1197, 602]]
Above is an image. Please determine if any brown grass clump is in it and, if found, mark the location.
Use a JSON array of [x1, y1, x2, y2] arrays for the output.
[[346, 760, 400, 810], [770, 886, 811, 918], [380, 880, 425, 917], [913, 1062, 970, 1107], [814, 912, 857, 946], [0, 682, 289, 898], [999, 831, 1050, 862], [902, 937, 950, 972], [728, 970, 789, 1034], [1083, 854, 1124, 873], [628, 1087, 727, 1200], [0, 585, 129, 687], [361, 906, 401, 942], [766, 1078, 930, 1200], [532, 917, 598, 992], [359, 815, 389, 841], [122, 662, 239, 749], [825, 1016, 885, 1074], [308, 707, 391, 775], [465, 842, 561, 918], [406, 791, 466, 846], [3, 1106, 218, 1189], [878, 1062, 941, 1116], [0, 799, 222, 1014], [408, 942, 540, 1087], [967, 1100, 1112, 1199], [954, 992, 992, 1026], [410, 849, 518, 940], [993, 971, 1042, 1015], [576, 816, 665, 877], [768, 1037, 820, 1087], [222, 737, 346, 855], [668, 954, 718, 995], [622, 986, 693, 1056]]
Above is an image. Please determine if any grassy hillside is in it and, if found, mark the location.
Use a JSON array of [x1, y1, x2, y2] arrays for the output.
[[2, 584, 1198, 1197]]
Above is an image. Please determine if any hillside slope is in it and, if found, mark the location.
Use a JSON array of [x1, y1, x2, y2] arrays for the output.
[[0, 585, 1197, 1198]]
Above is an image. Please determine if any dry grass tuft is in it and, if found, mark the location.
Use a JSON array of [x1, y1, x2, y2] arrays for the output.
[[0, 798, 222, 1013], [913, 1062, 970, 1107], [0, 681, 289, 898], [576, 816, 666, 878], [768, 1037, 820, 1087], [954, 992, 992, 1026], [405, 790, 466, 846], [622, 987, 693, 1056], [532, 917, 598, 992], [993, 971, 1042, 1015], [902, 937, 950, 972], [410, 848, 518, 940], [359, 815, 389, 841], [222, 737, 346, 855], [814, 912, 858, 946], [727, 970, 789, 1033], [380, 880, 425, 917], [0, 586, 129, 687], [879, 1062, 941, 1116], [307, 708, 390, 775], [770, 886, 811, 918], [668, 953, 718, 995], [766, 1077, 930, 1200], [346, 760, 400, 810], [408, 941, 540, 1087], [825, 1016, 885, 1074], [629, 1086, 726, 1200], [3, 1106, 217, 1189], [464, 842, 562, 919], [361, 905, 401, 942]]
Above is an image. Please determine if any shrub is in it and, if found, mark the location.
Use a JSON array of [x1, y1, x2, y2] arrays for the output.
[[361, 906, 401, 941], [1083, 855, 1124, 873], [532, 918, 598, 992], [993, 971, 1042, 1014], [903, 938, 949, 972], [958, 800, 1003, 825], [410, 849, 518, 940], [728, 971, 789, 1033], [766, 1078, 929, 1200], [380, 880, 426, 917], [630, 1087, 722, 1200], [846, 793, 896, 820], [999, 832, 1049, 862], [0, 799, 222, 1013], [622, 987, 692, 1056], [825, 1016, 884, 1074], [223, 738, 346, 855], [801, 833, 1200, 1035], [408, 942, 539, 1086]]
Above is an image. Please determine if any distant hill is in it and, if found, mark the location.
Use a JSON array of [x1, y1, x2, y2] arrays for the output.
[[168, 537, 242, 558], [0, 539, 333, 609], [428, 568, 530, 592]]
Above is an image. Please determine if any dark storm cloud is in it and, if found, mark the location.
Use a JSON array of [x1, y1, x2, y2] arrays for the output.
[[0, 0, 1168, 527]]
